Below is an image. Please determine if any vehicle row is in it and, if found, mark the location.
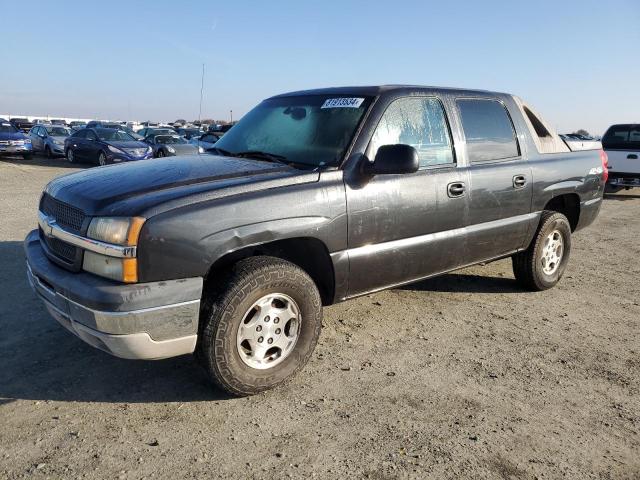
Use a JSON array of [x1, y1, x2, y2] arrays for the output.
[[20, 123, 223, 165]]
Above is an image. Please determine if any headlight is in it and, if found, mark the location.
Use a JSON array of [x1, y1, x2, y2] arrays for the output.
[[108, 145, 125, 154], [198, 146, 204, 153], [84, 217, 145, 282], [24, 139, 31, 144], [167, 146, 176, 153]]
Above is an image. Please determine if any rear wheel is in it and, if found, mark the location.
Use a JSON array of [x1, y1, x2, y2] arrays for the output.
[[512, 211, 572, 291], [98, 151, 107, 166], [198, 256, 322, 396]]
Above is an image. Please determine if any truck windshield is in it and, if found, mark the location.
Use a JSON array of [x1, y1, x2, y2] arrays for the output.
[[213, 95, 372, 167], [602, 125, 640, 150]]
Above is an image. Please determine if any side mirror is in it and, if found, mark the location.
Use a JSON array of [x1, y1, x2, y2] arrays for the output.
[[362, 144, 419, 175]]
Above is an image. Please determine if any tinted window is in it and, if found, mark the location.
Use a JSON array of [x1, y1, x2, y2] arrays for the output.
[[457, 99, 519, 162], [369, 97, 454, 168], [602, 125, 640, 150], [73, 129, 87, 139], [86, 130, 98, 140]]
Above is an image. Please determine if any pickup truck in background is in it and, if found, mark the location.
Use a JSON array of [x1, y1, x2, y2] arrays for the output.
[[601, 124, 640, 191], [24, 85, 607, 396]]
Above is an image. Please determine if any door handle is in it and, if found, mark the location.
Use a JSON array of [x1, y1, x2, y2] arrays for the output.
[[628, 154, 638, 159], [513, 175, 527, 188], [447, 182, 466, 198]]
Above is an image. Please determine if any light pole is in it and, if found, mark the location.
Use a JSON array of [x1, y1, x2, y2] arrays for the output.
[[230, 110, 233, 124]]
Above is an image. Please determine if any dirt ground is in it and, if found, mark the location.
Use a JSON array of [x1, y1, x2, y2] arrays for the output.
[[0, 155, 638, 479]]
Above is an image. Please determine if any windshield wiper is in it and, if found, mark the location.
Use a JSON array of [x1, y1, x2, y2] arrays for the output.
[[232, 150, 289, 165]]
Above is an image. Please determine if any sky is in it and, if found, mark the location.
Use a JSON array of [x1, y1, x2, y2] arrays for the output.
[[0, 0, 638, 135]]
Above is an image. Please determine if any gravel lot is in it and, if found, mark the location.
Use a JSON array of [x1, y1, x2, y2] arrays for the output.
[[0, 155, 638, 479]]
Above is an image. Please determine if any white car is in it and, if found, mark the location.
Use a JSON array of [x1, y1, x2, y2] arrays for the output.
[[602, 124, 640, 190]]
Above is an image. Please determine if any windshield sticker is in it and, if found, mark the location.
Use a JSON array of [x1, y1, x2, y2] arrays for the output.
[[321, 98, 365, 109]]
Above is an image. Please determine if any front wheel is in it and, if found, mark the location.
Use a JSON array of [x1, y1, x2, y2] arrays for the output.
[[45, 146, 52, 158], [512, 211, 572, 291], [198, 256, 323, 396], [157, 149, 165, 158], [98, 151, 107, 166], [22, 152, 32, 160], [66, 148, 75, 163]]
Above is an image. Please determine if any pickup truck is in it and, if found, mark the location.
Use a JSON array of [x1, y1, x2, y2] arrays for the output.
[[24, 85, 607, 396], [601, 124, 640, 191]]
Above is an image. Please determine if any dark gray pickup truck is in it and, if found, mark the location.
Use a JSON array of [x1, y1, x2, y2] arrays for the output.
[[25, 85, 607, 395]]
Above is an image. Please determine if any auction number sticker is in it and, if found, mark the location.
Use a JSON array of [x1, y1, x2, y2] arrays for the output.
[[321, 97, 365, 109]]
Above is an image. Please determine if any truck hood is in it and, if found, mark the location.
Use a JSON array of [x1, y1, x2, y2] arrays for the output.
[[44, 154, 319, 217]]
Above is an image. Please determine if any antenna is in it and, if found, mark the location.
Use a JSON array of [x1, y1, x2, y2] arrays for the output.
[[198, 63, 205, 125]]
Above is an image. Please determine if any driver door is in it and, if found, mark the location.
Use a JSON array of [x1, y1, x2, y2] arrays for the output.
[[345, 96, 469, 296]]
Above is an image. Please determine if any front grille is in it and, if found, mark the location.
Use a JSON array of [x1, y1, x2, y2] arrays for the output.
[[40, 193, 85, 232], [43, 235, 77, 263]]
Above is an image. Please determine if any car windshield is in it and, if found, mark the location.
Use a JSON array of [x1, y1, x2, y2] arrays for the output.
[[0, 123, 18, 133], [156, 135, 186, 145], [46, 127, 70, 136], [213, 95, 372, 167], [96, 128, 135, 141], [602, 125, 640, 150]]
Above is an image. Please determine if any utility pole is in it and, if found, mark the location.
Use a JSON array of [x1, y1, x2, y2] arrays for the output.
[[230, 110, 233, 123]]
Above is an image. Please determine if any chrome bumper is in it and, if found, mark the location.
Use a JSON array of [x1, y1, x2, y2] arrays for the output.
[[25, 230, 202, 360]]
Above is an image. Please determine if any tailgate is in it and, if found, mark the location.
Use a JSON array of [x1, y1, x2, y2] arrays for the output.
[[606, 149, 640, 175]]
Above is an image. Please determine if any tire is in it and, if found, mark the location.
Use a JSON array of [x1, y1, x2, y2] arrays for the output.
[[45, 146, 52, 159], [66, 148, 75, 163], [512, 211, 572, 291], [98, 151, 107, 166], [157, 149, 165, 158], [22, 153, 32, 160], [198, 256, 323, 396]]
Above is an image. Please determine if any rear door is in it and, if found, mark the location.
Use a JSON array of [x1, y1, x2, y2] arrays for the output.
[[456, 98, 533, 263], [345, 95, 469, 296]]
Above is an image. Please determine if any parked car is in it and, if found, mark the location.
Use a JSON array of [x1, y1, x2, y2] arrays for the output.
[[69, 121, 87, 131], [50, 119, 68, 126], [137, 127, 176, 138], [144, 134, 201, 157], [9, 117, 34, 132], [25, 85, 606, 396], [0, 121, 32, 159], [64, 127, 152, 166], [601, 124, 640, 191], [176, 127, 203, 140], [189, 132, 220, 151], [208, 123, 234, 134], [29, 124, 71, 158], [560, 134, 602, 151]]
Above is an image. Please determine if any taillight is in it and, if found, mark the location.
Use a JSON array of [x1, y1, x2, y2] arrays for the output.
[[599, 149, 609, 182]]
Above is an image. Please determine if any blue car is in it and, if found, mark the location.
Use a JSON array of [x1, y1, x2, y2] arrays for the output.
[[0, 121, 33, 159], [64, 127, 153, 166]]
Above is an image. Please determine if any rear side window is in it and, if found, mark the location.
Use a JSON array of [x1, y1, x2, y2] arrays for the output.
[[602, 125, 640, 150], [369, 97, 454, 168], [457, 99, 519, 162]]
